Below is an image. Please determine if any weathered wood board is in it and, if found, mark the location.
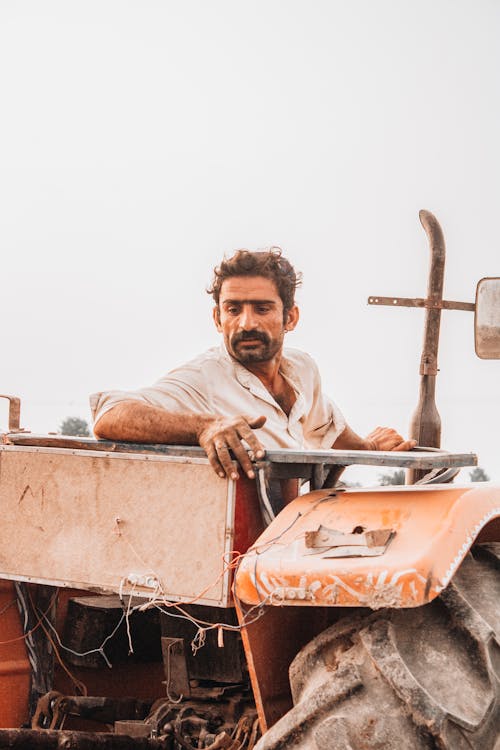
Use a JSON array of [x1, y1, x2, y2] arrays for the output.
[[0, 445, 235, 606]]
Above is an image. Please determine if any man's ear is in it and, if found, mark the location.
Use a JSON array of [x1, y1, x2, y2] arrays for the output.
[[213, 306, 222, 332], [285, 305, 299, 332]]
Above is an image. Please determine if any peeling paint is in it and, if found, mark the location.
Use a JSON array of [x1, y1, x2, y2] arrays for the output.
[[235, 486, 500, 609], [437, 506, 500, 592]]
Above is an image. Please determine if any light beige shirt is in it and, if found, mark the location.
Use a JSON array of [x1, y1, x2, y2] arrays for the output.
[[90, 345, 346, 450]]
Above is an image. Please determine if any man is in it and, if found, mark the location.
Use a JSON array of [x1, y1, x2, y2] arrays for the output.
[[91, 249, 415, 481]]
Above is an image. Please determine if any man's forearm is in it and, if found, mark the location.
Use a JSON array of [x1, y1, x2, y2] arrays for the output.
[[332, 425, 371, 451], [94, 401, 267, 480], [93, 401, 210, 444], [333, 424, 416, 452]]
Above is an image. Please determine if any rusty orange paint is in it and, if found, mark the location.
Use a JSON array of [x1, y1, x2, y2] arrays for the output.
[[0, 581, 30, 728], [234, 483, 500, 609]]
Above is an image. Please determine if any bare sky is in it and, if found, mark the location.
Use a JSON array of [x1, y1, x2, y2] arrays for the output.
[[1, 1, 499, 480]]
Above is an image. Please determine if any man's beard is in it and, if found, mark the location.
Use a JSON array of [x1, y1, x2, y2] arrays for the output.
[[230, 330, 283, 363]]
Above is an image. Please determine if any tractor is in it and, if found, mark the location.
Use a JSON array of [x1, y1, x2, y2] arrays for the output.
[[0, 210, 498, 749]]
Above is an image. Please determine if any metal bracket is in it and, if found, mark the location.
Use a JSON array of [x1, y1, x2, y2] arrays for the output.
[[304, 525, 394, 558], [0, 394, 21, 431], [161, 637, 191, 701], [368, 296, 475, 312]]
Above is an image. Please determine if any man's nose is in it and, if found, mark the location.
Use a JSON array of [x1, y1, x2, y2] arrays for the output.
[[238, 305, 257, 330]]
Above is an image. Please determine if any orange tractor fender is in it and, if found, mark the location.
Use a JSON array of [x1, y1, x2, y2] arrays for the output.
[[234, 482, 500, 609]]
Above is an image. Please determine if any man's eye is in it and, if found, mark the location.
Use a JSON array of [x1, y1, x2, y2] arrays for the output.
[[227, 306, 240, 314], [256, 306, 271, 314]]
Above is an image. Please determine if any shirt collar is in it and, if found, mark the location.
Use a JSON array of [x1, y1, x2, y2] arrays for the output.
[[218, 342, 306, 419]]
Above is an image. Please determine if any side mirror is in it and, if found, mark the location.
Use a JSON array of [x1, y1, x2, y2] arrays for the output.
[[475, 277, 500, 359]]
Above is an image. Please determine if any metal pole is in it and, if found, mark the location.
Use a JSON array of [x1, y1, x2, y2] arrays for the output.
[[408, 210, 445, 483]]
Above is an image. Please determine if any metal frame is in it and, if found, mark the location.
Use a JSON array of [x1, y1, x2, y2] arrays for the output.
[[3, 434, 477, 475]]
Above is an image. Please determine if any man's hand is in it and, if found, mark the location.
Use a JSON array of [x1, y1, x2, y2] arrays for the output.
[[94, 402, 267, 480], [197, 415, 267, 480], [365, 426, 416, 452]]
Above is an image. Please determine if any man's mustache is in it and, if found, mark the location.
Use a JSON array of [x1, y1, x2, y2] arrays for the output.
[[232, 330, 270, 345]]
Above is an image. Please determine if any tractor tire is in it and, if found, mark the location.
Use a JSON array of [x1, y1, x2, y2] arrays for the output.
[[256, 543, 500, 750]]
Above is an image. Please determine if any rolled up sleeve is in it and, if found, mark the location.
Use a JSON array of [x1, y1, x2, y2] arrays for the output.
[[90, 369, 211, 431], [304, 395, 346, 449]]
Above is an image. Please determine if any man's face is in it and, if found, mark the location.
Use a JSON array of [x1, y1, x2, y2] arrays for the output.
[[214, 275, 299, 364]]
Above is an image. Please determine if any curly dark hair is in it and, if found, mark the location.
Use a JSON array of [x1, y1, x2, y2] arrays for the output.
[[208, 247, 302, 318]]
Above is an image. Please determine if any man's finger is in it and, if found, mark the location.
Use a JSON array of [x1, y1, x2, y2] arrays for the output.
[[237, 421, 265, 460], [226, 432, 255, 478], [205, 443, 226, 478], [247, 415, 267, 430], [215, 441, 238, 480], [391, 439, 417, 452], [241, 415, 266, 459]]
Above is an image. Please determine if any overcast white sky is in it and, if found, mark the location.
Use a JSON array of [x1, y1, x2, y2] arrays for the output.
[[1, 1, 499, 481]]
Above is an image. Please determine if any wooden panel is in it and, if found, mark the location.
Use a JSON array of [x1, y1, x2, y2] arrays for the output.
[[0, 446, 235, 606]]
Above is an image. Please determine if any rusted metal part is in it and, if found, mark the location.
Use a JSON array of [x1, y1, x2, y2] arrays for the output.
[[0, 394, 21, 431], [115, 721, 153, 738], [161, 638, 191, 701], [160, 604, 245, 685], [251, 447, 475, 470], [304, 526, 394, 557], [75, 697, 150, 723], [143, 688, 258, 747], [145, 699, 174, 733], [233, 714, 260, 749], [407, 210, 446, 482], [320, 465, 345, 489], [235, 598, 338, 733], [305, 526, 393, 549], [2, 433, 212, 456], [368, 208, 445, 383], [32, 691, 72, 730], [165, 727, 241, 750], [415, 209, 446, 378], [368, 211, 475, 483], [2, 434, 477, 471], [204, 731, 239, 749], [408, 376, 442, 483], [30, 688, 258, 747], [368, 295, 475, 311], [0, 729, 172, 747], [33, 692, 151, 729], [247, 717, 260, 749]]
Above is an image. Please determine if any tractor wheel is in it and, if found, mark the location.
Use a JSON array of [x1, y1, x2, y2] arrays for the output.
[[256, 543, 500, 750]]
